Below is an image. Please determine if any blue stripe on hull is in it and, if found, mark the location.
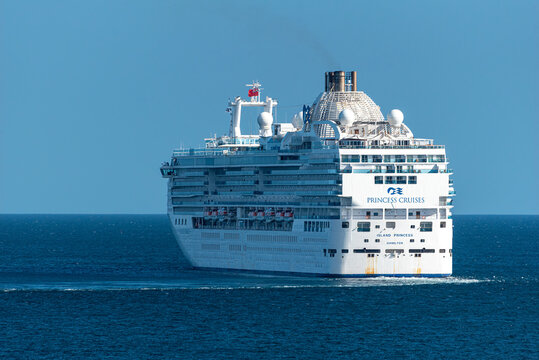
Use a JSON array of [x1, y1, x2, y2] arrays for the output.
[[193, 266, 451, 278]]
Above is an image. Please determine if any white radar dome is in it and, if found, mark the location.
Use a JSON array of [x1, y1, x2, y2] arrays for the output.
[[291, 112, 303, 129], [387, 109, 404, 127], [257, 111, 273, 129], [338, 109, 356, 126]]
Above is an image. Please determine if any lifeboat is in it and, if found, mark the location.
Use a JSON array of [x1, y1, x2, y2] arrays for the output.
[[284, 209, 294, 221], [204, 208, 211, 219], [257, 209, 265, 219], [276, 209, 285, 221], [248, 209, 256, 218], [211, 208, 218, 217], [266, 208, 275, 221]]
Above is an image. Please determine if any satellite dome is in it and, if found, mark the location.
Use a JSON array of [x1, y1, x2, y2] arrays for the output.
[[338, 109, 356, 126], [291, 112, 303, 129], [257, 111, 273, 130], [387, 109, 404, 127]]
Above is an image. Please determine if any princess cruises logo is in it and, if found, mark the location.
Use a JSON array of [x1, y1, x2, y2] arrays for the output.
[[387, 187, 403, 195]]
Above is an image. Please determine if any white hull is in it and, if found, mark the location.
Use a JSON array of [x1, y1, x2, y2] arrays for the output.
[[170, 216, 452, 277]]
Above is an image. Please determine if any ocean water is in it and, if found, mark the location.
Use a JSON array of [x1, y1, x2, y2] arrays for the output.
[[0, 215, 537, 359]]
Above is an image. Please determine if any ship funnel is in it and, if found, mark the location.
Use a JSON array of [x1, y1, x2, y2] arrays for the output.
[[325, 70, 358, 92]]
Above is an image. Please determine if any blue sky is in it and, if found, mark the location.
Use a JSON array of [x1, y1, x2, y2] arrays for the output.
[[1, 0, 537, 214]]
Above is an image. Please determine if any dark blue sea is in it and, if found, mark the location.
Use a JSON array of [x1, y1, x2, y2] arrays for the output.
[[0, 215, 537, 359]]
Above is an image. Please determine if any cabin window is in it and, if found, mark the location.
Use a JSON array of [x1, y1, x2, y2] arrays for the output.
[[420, 222, 433, 232], [440, 221, 446, 228], [341, 155, 360, 163], [357, 222, 371, 232], [384, 155, 405, 163], [428, 154, 445, 163], [342, 221, 349, 228], [386, 222, 396, 229]]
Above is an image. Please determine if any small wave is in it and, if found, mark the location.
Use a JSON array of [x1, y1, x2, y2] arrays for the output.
[[0, 276, 495, 292]]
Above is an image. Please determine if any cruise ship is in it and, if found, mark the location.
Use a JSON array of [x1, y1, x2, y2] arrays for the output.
[[160, 71, 454, 277]]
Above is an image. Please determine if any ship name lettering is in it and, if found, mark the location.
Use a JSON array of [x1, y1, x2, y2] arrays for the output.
[[367, 197, 425, 204]]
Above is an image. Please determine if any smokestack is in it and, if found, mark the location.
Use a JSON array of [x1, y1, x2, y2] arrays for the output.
[[335, 71, 345, 92], [326, 71, 357, 92], [325, 72, 329, 92], [351, 71, 357, 91]]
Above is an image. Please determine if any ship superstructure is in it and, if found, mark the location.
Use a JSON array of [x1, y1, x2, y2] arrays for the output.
[[161, 71, 454, 276]]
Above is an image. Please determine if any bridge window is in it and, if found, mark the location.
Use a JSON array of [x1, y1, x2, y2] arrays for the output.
[[396, 176, 406, 184], [385, 176, 396, 184], [408, 176, 417, 184], [374, 176, 383, 184]]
